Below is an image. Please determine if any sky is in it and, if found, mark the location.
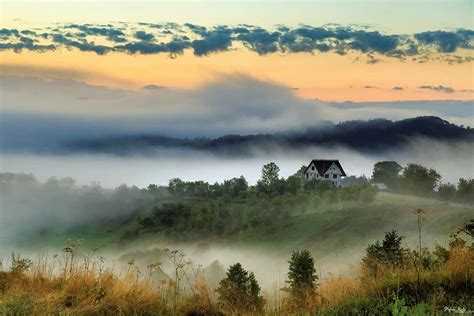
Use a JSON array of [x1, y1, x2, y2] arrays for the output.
[[0, 0, 473, 185], [1, 0, 473, 102]]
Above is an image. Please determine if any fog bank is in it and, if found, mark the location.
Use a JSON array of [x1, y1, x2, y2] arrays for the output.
[[1, 139, 472, 187]]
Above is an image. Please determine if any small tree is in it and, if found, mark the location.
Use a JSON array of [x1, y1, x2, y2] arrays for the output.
[[168, 178, 186, 195], [438, 183, 457, 201], [304, 179, 333, 192], [260, 162, 280, 187], [293, 165, 307, 179], [457, 178, 474, 204], [372, 161, 402, 189], [223, 176, 248, 198], [400, 163, 441, 196], [359, 183, 377, 204], [285, 175, 302, 195], [216, 263, 263, 313], [362, 230, 406, 275], [287, 250, 318, 300], [257, 162, 282, 195]]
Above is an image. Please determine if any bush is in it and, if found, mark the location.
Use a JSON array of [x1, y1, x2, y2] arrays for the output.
[[457, 178, 474, 204], [362, 230, 406, 275], [287, 250, 318, 305], [438, 183, 457, 201], [216, 263, 264, 313], [304, 179, 334, 192], [400, 163, 441, 196]]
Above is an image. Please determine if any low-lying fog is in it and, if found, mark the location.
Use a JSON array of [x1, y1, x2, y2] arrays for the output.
[[0, 238, 462, 294], [1, 138, 472, 187], [1, 141, 472, 252], [0, 139, 472, 292]]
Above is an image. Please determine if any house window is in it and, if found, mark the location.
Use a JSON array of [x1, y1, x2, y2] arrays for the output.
[[333, 174, 337, 179], [306, 173, 308, 179], [311, 166, 315, 170], [325, 174, 329, 179]]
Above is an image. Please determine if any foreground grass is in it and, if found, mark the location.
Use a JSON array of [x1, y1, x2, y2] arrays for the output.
[[1, 239, 472, 315]]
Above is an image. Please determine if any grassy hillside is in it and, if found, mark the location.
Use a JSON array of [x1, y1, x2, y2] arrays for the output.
[[22, 192, 472, 260], [2, 191, 472, 315]]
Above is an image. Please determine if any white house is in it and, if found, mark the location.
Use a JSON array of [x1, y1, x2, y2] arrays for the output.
[[303, 159, 347, 188]]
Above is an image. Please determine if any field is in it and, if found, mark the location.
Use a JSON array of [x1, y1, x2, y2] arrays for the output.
[[16, 191, 472, 266], [1, 190, 473, 315]]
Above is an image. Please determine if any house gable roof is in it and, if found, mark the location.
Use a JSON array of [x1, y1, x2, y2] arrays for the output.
[[304, 159, 347, 176]]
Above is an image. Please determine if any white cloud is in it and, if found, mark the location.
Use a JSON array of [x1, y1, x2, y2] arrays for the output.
[[1, 74, 472, 143]]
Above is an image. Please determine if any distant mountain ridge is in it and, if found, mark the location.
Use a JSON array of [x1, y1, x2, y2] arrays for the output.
[[70, 116, 473, 155]]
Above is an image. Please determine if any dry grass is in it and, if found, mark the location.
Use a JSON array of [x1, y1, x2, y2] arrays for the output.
[[1, 242, 473, 315], [318, 275, 362, 308], [279, 242, 474, 315], [1, 264, 167, 315]]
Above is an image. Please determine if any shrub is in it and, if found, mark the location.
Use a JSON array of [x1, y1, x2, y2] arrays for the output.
[[216, 263, 264, 313], [362, 230, 406, 275], [438, 183, 457, 201], [287, 249, 318, 307]]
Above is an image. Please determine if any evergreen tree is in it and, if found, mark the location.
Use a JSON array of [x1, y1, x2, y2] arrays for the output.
[[287, 250, 318, 298], [216, 263, 263, 313], [362, 230, 406, 275]]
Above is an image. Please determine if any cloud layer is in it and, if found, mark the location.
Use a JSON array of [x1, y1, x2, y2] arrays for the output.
[[418, 85, 455, 93], [1, 74, 473, 154], [0, 23, 473, 62]]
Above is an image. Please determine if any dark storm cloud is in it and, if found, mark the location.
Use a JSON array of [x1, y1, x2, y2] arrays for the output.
[[279, 29, 330, 53], [0, 42, 54, 52], [20, 30, 37, 36], [235, 27, 281, 54], [191, 26, 233, 56], [51, 34, 110, 55], [0, 34, 56, 52], [418, 85, 455, 93], [184, 23, 207, 36], [134, 31, 155, 41], [0, 28, 20, 38], [348, 30, 399, 54], [414, 29, 474, 53], [65, 24, 127, 43], [0, 23, 472, 62], [277, 27, 400, 55], [114, 38, 190, 57]]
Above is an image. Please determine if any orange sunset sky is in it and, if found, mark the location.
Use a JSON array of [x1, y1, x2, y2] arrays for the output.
[[1, 0, 473, 102]]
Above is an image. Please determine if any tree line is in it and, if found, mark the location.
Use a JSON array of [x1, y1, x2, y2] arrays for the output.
[[124, 163, 376, 243], [371, 161, 473, 204]]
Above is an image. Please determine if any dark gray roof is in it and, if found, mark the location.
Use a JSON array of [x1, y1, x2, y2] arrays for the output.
[[304, 159, 347, 176]]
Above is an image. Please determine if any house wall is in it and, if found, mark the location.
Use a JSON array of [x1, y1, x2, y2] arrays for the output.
[[304, 162, 344, 187], [304, 162, 320, 180], [324, 163, 342, 187]]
